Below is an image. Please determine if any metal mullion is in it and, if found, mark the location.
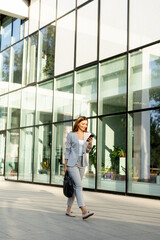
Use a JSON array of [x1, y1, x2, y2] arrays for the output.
[[50, 77, 55, 185], [3, 132, 7, 177], [95, 0, 101, 190], [99, 52, 127, 65], [72, 3, 78, 121], [126, 0, 130, 195], [77, 0, 94, 9], [54, 70, 74, 79], [75, 60, 98, 72], [32, 83, 38, 183]]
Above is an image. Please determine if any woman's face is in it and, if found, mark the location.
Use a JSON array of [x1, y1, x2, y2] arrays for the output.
[[78, 120, 88, 132]]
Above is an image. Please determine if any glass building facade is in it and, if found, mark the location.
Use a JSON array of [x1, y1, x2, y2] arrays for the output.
[[0, 0, 160, 198]]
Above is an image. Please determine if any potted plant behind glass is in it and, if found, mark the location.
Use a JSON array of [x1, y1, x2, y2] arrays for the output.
[[110, 146, 126, 179], [105, 166, 113, 179], [85, 145, 96, 178]]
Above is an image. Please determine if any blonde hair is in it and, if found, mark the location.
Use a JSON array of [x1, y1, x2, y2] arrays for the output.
[[73, 116, 88, 132]]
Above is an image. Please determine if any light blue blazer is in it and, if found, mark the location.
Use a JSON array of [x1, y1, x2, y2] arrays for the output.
[[65, 132, 91, 167]]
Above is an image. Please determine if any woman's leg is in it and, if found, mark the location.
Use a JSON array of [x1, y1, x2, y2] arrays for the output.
[[67, 165, 85, 208]]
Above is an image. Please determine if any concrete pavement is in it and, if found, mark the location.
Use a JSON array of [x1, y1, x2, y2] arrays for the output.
[[0, 179, 160, 240]]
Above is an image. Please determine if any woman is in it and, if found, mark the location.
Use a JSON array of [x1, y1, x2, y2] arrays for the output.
[[65, 116, 94, 220]]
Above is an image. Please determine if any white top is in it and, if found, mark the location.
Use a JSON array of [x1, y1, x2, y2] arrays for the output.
[[78, 140, 85, 156]]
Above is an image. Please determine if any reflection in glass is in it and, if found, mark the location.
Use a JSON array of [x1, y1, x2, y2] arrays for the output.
[[5, 130, 19, 180], [51, 122, 72, 185], [19, 127, 34, 181], [21, 86, 36, 127], [76, 0, 98, 67], [0, 49, 10, 94], [128, 110, 160, 197], [28, 33, 38, 84], [13, 18, 21, 44], [34, 125, 52, 183], [129, 44, 160, 111], [0, 95, 8, 130], [100, 0, 127, 60], [1, 17, 12, 51], [37, 81, 53, 124], [57, 0, 75, 18], [83, 118, 96, 189], [75, 65, 97, 118], [39, 24, 55, 81], [97, 115, 126, 192], [54, 74, 73, 122], [8, 90, 21, 129], [130, 0, 160, 49], [55, 12, 75, 75], [40, 0, 56, 28], [10, 41, 24, 90], [99, 55, 127, 115], [0, 134, 5, 176]]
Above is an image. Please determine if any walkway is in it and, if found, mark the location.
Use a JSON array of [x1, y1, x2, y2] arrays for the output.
[[0, 179, 160, 240]]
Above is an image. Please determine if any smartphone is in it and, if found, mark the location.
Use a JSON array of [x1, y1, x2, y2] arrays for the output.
[[86, 134, 94, 142]]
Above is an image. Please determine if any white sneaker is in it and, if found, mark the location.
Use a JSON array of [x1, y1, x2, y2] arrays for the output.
[[82, 211, 94, 220], [65, 210, 76, 217]]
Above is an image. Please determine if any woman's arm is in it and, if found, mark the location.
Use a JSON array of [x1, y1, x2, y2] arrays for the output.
[[65, 133, 71, 159], [64, 159, 68, 172], [64, 133, 71, 172], [86, 138, 93, 153]]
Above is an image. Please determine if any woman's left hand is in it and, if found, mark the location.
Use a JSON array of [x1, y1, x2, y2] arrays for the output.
[[87, 137, 93, 149]]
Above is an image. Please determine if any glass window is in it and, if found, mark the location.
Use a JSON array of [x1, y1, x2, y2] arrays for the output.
[[8, 90, 21, 129], [51, 122, 72, 185], [0, 133, 5, 176], [99, 55, 127, 115], [12, 18, 21, 44], [57, 0, 75, 18], [1, 17, 12, 51], [0, 49, 10, 94], [83, 118, 96, 189], [97, 114, 126, 192], [76, 0, 98, 67], [28, 33, 38, 84], [29, 0, 39, 34], [40, 0, 56, 28], [55, 12, 75, 76], [128, 110, 160, 197], [5, 130, 19, 180], [130, 0, 160, 49], [19, 127, 34, 181], [10, 41, 24, 90], [129, 44, 160, 111], [37, 81, 53, 124], [34, 125, 52, 183], [100, 0, 127, 60], [0, 95, 8, 130], [39, 24, 56, 81], [21, 86, 36, 127], [74, 65, 97, 118], [54, 73, 73, 122]]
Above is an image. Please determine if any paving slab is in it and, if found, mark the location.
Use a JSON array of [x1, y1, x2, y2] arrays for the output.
[[0, 180, 160, 240]]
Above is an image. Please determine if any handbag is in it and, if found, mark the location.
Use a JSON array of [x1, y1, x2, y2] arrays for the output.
[[63, 170, 74, 198]]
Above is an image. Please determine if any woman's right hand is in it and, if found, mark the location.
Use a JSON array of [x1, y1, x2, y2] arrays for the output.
[[64, 165, 68, 173]]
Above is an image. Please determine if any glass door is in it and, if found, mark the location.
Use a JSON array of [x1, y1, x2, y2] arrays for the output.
[[0, 133, 6, 176]]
